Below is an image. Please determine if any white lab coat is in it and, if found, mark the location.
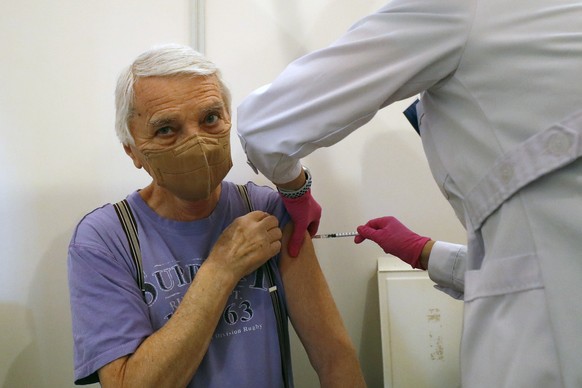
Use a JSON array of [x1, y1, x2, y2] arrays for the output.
[[237, 0, 582, 386], [427, 241, 466, 300]]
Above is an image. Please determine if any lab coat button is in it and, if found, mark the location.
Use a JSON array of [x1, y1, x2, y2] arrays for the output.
[[499, 163, 513, 184], [547, 132, 572, 156]]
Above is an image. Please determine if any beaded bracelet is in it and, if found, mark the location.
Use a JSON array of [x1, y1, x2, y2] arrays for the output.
[[278, 166, 312, 199]]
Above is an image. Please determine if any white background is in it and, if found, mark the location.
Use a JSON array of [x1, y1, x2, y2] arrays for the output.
[[0, 1, 465, 387]]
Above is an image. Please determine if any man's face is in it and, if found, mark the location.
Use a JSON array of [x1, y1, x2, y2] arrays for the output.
[[125, 74, 231, 171]]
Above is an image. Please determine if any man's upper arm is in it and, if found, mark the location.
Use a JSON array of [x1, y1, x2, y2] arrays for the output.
[[68, 242, 152, 382], [278, 224, 353, 363]]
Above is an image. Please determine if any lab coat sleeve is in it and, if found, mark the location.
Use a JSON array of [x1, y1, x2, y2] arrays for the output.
[[427, 241, 466, 300], [237, 0, 475, 183]]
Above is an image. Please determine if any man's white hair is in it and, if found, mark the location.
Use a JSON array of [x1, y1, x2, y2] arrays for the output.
[[115, 43, 231, 145]]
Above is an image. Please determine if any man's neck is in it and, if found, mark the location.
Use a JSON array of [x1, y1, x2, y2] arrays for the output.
[[139, 183, 222, 221]]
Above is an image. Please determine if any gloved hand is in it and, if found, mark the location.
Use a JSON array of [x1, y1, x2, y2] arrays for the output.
[[280, 189, 321, 257], [355, 216, 430, 269]]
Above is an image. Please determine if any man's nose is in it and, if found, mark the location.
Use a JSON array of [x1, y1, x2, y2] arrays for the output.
[[183, 123, 203, 137]]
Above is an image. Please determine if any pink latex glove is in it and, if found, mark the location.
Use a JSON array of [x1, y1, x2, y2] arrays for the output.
[[280, 189, 321, 257], [355, 216, 430, 269]]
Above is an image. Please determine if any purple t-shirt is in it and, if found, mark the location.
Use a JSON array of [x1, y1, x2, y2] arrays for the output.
[[68, 181, 291, 387]]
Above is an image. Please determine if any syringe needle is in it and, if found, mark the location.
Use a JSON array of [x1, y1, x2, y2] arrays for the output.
[[313, 232, 358, 239]]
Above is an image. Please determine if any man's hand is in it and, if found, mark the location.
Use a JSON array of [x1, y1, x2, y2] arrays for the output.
[[280, 189, 321, 257], [355, 216, 431, 269], [209, 211, 282, 279]]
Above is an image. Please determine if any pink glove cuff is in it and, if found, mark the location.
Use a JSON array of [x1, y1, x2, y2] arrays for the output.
[[405, 235, 431, 269], [279, 189, 321, 236], [279, 189, 322, 257]]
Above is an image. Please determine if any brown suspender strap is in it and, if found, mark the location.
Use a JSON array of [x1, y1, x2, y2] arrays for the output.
[[113, 199, 146, 299], [235, 184, 291, 388]]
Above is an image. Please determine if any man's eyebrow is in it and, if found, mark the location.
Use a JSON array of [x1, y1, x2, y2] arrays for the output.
[[148, 115, 177, 128], [201, 101, 226, 114]]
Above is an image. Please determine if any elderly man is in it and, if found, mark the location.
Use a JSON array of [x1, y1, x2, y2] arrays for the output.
[[67, 44, 365, 388]]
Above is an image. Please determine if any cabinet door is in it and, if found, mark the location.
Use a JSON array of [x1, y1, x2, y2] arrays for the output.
[[378, 256, 463, 388]]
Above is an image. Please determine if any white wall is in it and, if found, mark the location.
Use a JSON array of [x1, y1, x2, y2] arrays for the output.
[[0, 1, 465, 387]]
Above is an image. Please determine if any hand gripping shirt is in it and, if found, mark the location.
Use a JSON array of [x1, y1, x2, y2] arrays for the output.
[[68, 181, 291, 387]]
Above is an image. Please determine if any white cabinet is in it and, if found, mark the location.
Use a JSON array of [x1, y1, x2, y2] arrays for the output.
[[378, 256, 463, 388]]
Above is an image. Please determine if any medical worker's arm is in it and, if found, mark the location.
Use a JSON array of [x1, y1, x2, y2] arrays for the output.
[[427, 241, 466, 300], [276, 166, 322, 257], [97, 212, 282, 388], [237, 0, 471, 184], [356, 215, 465, 299], [280, 224, 366, 387], [279, 189, 321, 257], [355, 216, 432, 269]]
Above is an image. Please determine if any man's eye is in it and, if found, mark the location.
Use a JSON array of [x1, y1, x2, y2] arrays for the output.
[[156, 126, 173, 136], [204, 113, 220, 125]]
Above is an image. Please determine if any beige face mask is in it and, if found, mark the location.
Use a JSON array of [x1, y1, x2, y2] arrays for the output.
[[141, 131, 232, 201]]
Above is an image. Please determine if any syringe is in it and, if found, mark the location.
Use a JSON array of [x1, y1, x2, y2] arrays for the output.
[[313, 232, 358, 239]]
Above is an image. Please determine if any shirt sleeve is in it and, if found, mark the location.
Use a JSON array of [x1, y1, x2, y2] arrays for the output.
[[427, 241, 466, 300], [237, 0, 474, 183], [245, 182, 291, 228], [68, 238, 153, 384]]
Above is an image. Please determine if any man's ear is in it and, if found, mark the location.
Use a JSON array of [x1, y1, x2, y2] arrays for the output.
[[123, 144, 143, 169]]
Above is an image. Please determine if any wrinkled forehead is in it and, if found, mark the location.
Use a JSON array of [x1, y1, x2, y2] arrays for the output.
[[132, 74, 229, 116]]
